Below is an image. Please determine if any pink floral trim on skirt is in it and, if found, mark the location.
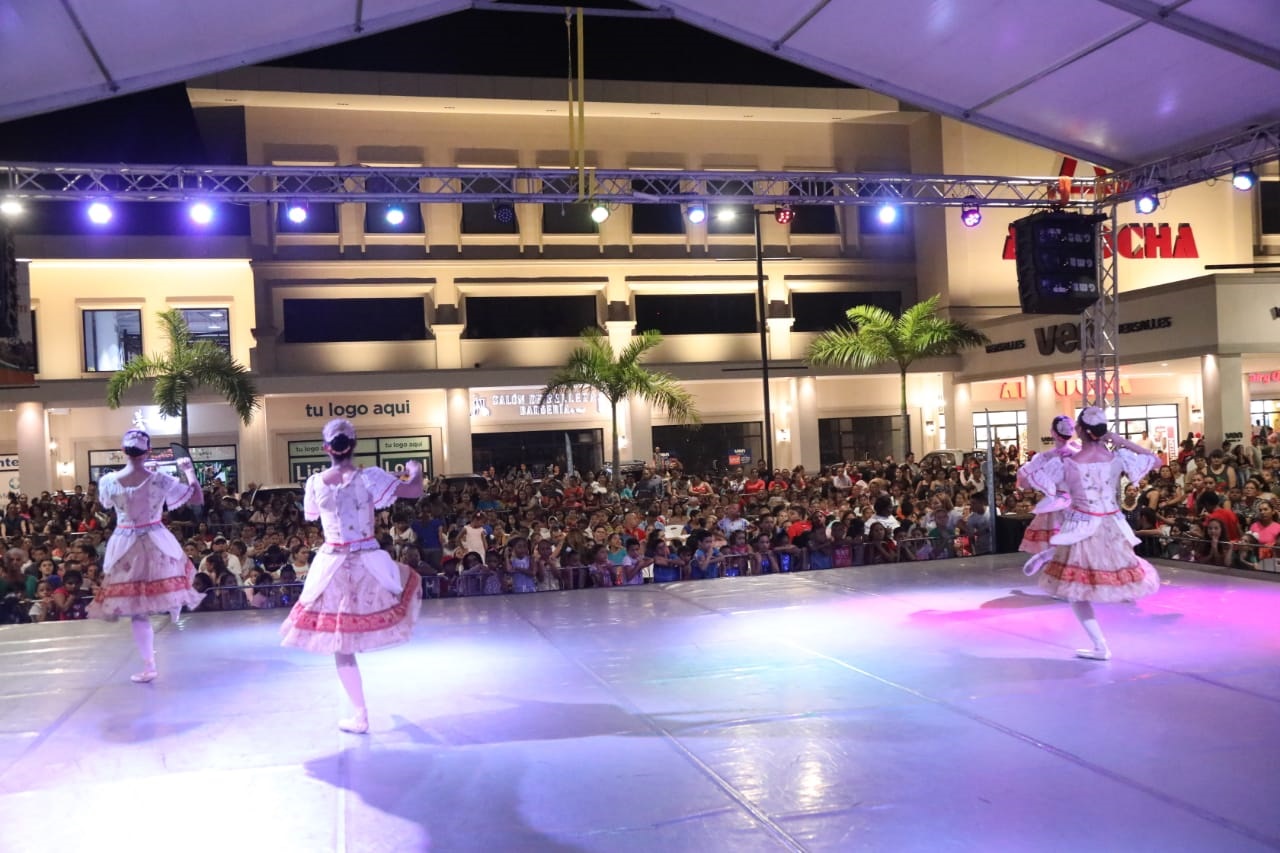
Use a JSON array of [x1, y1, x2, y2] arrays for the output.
[[280, 568, 420, 655]]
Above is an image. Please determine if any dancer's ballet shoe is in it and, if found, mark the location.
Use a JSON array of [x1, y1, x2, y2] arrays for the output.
[[169, 609, 182, 624], [338, 710, 369, 734], [130, 667, 159, 683], [1075, 648, 1111, 661]]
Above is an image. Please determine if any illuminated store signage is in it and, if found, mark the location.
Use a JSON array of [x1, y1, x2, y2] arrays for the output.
[[471, 388, 606, 419], [1249, 371, 1280, 384]]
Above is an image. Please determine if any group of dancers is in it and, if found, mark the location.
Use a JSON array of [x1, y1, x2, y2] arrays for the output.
[[86, 407, 1159, 732]]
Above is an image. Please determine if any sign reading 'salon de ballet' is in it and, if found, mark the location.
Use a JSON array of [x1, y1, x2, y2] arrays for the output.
[[471, 387, 607, 419]]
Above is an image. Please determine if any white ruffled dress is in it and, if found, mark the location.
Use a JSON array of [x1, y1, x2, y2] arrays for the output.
[[1021, 448, 1161, 602], [88, 471, 205, 620], [280, 467, 420, 654], [1016, 447, 1073, 555]]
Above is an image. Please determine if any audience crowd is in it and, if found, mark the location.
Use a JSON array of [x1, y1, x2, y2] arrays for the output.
[[1, 425, 1276, 625]]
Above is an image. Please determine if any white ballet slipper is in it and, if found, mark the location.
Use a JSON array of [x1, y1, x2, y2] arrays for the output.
[[338, 709, 369, 734], [1074, 648, 1111, 661]]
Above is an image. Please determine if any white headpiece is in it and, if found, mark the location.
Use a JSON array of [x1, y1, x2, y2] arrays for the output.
[[121, 429, 151, 452]]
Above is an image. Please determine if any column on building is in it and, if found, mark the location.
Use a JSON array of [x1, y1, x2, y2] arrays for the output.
[[948, 379, 973, 452], [1201, 354, 1248, 447], [445, 387, 473, 475], [16, 402, 50, 496], [432, 279, 464, 369], [238, 411, 271, 488], [1026, 373, 1063, 453], [793, 376, 819, 472], [627, 393, 653, 469]]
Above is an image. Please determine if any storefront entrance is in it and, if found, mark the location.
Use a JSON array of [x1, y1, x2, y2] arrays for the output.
[[472, 429, 603, 478], [653, 421, 763, 474], [818, 416, 902, 465]]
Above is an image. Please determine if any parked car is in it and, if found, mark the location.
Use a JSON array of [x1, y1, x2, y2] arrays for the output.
[[248, 483, 304, 508], [920, 449, 987, 471]]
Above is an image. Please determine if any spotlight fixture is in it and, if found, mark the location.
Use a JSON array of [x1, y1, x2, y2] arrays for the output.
[[714, 207, 736, 223], [1135, 193, 1159, 215], [87, 202, 113, 224], [0, 199, 22, 216], [685, 202, 707, 225], [876, 204, 898, 226], [774, 204, 795, 225], [188, 202, 214, 225], [384, 206, 406, 226], [960, 199, 982, 228], [285, 202, 308, 224], [492, 201, 515, 224], [1232, 166, 1257, 191], [589, 203, 610, 224]]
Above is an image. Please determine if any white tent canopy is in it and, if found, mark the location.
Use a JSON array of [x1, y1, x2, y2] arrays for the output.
[[2, 0, 1278, 168]]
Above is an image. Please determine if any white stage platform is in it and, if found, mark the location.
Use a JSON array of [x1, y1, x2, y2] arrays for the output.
[[1, 556, 1278, 852]]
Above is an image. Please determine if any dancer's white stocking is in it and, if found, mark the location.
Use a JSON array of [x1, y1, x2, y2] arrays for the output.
[[335, 653, 369, 733], [130, 616, 158, 681], [1071, 601, 1111, 660]]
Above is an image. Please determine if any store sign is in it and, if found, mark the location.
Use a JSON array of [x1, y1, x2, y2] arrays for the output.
[[1034, 323, 1079, 355], [728, 448, 752, 466], [1118, 316, 1173, 334], [999, 378, 1133, 399], [1249, 370, 1280, 384], [984, 339, 1026, 354], [1003, 224, 1199, 261], [287, 435, 433, 483], [0, 455, 18, 496], [471, 388, 605, 419], [304, 400, 413, 419]]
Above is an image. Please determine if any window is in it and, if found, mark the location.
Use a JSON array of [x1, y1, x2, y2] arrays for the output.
[[1262, 182, 1280, 235], [635, 293, 756, 335], [461, 178, 518, 234], [819, 416, 902, 465], [631, 178, 685, 235], [792, 291, 903, 332], [274, 175, 339, 233], [653, 421, 762, 474], [364, 174, 424, 234], [180, 308, 230, 352], [464, 296, 597, 339], [973, 410, 1027, 452], [707, 178, 754, 235], [83, 309, 142, 372], [788, 180, 840, 235], [542, 201, 599, 235], [282, 298, 427, 343], [1109, 404, 1179, 458], [1252, 399, 1280, 434]]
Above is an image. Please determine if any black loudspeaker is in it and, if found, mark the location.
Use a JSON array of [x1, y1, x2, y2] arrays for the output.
[[1013, 211, 1108, 315]]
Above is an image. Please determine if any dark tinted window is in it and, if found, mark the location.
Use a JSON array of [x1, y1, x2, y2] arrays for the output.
[[791, 291, 903, 332], [461, 178, 518, 234], [635, 293, 756, 335], [180, 308, 230, 352], [707, 178, 754, 235], [1262, 181, 1280, 235], [282, 298, 427, 343], [364, 174, 424, 234], [631, 178, 685, 235], [788, 180, 839, 234], [463, 296, 597, 339], [542, 202, 599, 234]]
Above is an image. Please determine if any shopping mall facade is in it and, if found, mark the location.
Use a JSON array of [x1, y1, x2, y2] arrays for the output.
[[2, 68, 1278, 492]]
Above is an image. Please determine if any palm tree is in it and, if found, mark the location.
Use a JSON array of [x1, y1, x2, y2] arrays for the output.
[[806, 296, 988, 456], [541, 328, 699, 485], [106, 309, 260, 448]]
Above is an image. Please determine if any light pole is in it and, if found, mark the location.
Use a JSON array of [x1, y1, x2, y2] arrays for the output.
[[753, 209, 774, 481]]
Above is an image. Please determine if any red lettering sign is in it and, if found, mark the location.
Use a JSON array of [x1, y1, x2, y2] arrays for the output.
[[1249, 371, 1280, 384], [1004, 222, 1198, 260]]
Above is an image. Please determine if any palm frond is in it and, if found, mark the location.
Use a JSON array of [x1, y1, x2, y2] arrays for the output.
[[157, 309, 194, 351], [104, 354, 167, 408]]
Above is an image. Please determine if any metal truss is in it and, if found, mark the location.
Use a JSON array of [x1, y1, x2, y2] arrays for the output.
[[0, 162, 1086, 208], [1099, 119, 1280, 204], [1080, 204, 1121, 417]]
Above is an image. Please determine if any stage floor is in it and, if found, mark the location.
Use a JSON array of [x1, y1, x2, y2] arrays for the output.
[[2, 556, 1278, 852]]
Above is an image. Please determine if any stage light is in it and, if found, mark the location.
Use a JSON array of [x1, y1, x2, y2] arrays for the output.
[[714, 207, 736, 223], [960, 201, 982, 228], [87, 202, 113, 224], [876, 204, 898, 225], [1232, 166, 1257, 191], [774, 204, 795, 225], [1135, 193, 1158, 215], [285, 202, 308, 224], [188, 202, 214, 225], [384, 206, 406, 226], [0, 199, 21, 216], [492, 201, 515, 224], [686, 202, 707, 225], [590, 203, 610, 224]]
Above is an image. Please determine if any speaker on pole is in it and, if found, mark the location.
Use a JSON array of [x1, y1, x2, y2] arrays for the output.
[[1012, 211, 1108, 315]]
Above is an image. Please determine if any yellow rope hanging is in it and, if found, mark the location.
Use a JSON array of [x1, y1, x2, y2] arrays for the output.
[[575, 6, 586, 200]]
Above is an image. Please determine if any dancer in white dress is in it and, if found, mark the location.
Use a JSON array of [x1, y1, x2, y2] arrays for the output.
[[88, 429, 205, 683], [1017, 415, 1077, 556], [279, 418, 422, 733], [1020, 407, 1161, 660]]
